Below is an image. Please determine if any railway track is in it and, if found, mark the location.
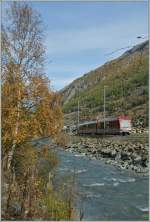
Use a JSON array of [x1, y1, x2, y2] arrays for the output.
[[75, 133, 149, 143]]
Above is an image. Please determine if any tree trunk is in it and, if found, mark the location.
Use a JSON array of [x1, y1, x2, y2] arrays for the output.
[[20, 173, 28, 219], [7, 80, 21, 172]]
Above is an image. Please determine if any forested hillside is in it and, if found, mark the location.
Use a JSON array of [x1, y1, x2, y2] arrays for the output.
[[61, 41, 149, 127]]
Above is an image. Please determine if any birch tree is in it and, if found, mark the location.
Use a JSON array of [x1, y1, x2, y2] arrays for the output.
[[2, 3, 63, 218], [2, 2, 45, 171]]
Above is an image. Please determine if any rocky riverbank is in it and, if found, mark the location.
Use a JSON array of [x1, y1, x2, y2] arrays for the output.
[[65, 136, 149, 175]]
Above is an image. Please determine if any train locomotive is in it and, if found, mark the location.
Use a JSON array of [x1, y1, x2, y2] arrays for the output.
[[77, 116, 132, 136]]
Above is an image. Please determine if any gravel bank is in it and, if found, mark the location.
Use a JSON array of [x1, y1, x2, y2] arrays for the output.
[[65, 136, 149, 176]]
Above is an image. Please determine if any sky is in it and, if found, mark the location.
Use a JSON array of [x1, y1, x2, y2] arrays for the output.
[[2, 1, 148, 90]]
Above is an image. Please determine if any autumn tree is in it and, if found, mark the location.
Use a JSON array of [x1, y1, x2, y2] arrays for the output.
[[1, 2, 70, 220], [2, 2, 42, 170], [2, 1, 63, 172]]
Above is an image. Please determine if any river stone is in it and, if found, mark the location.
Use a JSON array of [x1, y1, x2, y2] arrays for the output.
[[128, 147, 134, 152], [120, 165, 126, 170], [67, 136, 149, 176], [110, 150, 117, 158], [121, 151, 130, 161], [141, 159, 148, 167], [91, 150, 97, 154], [100, 148, 112, 158], [105, 159, 112, 164], [133, 155, 142, 165], [131, 152, 138, 160], [72, 144, 78, 148], [135, 167, 143, 173]]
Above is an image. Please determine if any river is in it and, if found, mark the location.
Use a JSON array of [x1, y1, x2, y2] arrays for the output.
[[53, 148, 149, 221]]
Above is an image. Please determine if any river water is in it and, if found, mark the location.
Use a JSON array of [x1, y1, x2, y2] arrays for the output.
[[53, 148, 149, 221]]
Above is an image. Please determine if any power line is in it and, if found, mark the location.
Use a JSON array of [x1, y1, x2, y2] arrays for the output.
[[104, 36, 148, 56]]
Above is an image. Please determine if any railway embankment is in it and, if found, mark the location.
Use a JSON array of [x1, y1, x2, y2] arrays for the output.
[[65, 135, 149, 175]]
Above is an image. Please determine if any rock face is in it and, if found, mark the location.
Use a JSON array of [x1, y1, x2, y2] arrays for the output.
[[65, 136, 149, 175]]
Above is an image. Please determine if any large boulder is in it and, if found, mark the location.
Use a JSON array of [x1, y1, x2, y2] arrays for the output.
[[110, 150, 117, 158], [100, 148, 112, 158], [121, 151, 130, 161], [133, 155, 142, 165], [100, 148, 117, 158]]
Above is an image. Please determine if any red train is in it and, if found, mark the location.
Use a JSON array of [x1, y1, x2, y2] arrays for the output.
[[78, 116, 132, 136]]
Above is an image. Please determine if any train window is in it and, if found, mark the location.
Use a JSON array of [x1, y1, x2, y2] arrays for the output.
[[109, 122, 113, 128], [81, 125, 86, 130], [121, 120, 130, 127], [88, 123, 96, 129], [106, 121, 109, 128], [98, 121, 111, 129], [109, 120, 119, 128]]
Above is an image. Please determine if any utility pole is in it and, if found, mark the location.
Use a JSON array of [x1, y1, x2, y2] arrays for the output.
[[77, 100, 80, 130], [103, 85, 106, 135], [121, 79, 124, 113]]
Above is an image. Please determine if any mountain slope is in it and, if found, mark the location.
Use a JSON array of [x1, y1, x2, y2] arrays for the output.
[[61, 41, 149, 127]]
